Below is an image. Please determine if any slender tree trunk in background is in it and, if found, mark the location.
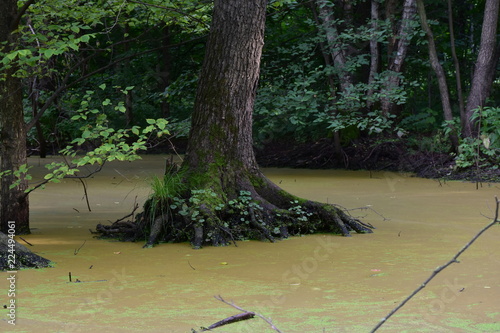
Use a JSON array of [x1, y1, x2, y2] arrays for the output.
[[380, 0, 416, 116], [447, 0, 466, 129], [416, 0, 459, 151], [123, 23, 134, 126], [0, 0, 30, 235], [385, 0, 398, 57], [314, 0, 357, 156], [315, 0, 353, 92], [30, 78, 48, 158], [159, 26, 171, 118], [463, 0, 500, 138], [366, 0, 380, 109], [310, 3, 342, 155]]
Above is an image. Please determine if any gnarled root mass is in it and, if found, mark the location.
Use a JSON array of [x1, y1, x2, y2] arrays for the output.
[[95, 170, 374, 248]]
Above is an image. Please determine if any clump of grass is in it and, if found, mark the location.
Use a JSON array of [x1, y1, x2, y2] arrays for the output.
[[148, 172, 185, 206]]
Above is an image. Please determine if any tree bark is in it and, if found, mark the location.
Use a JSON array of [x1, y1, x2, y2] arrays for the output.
[[184, 0, 265, 185], [463, 0, 500, 137], [416, 0, 459, 150], [0, 0, 30, 235]]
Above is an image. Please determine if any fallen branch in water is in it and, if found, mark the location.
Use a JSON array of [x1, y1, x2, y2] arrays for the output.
[[200, 311, 255, 331], [211, 295, 283, 332], [19, 237, 33, 246], [94, 201, 141, 239], [370, 196, 500, 332]]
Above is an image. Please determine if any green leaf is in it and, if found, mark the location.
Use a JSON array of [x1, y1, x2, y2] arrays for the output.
[[43, 48, 56, 58], [115, 105, 126, 113]]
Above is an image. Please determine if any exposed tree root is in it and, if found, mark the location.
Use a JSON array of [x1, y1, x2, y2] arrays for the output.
[[95, 169, 374, 248]]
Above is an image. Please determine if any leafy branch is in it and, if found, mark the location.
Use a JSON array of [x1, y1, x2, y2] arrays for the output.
[[1, 85, 171, 200]]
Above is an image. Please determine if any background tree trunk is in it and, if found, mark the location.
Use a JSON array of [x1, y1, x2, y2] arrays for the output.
[[315, 0, 354, 92], [416, 0, 459, 151], [0, 0, 30, 235], [447, 0, 466, 129], [380, 0, 416, 116], [463, 0, 500, 137], [367, 0, 380, 109]]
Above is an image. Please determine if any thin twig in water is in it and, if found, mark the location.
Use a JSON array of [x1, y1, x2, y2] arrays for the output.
[[78, 178, 92, 212], [188, 260, 196, 270], [113, 201, 140, 224], [214, 295, 283, 332], [74, 240, 87, 255], [334, 203, 388, 222], [370, 196, 500, 332], [19, 237, 33, 246]]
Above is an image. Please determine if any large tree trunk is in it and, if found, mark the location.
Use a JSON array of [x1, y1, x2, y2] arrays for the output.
[[98, 0, 373, 248], [0, 0, 30, 235], [463, 0, 500, 137]]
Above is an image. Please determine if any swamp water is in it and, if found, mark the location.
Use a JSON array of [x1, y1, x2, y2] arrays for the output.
[[1, 155, 499, 333]]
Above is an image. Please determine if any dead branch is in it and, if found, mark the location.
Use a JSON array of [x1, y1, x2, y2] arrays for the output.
[[74, 240, 86, 255], [370, 196, 500, 332], [18, 237, 33, 246], [213, 295, 283, 333], [78, 178, 92, 212], [201, 311, 255, 331], [113, 201, 140, 224]]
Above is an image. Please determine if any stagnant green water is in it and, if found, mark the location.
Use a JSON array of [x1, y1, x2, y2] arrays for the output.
[[1, 155, 499, 332]]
